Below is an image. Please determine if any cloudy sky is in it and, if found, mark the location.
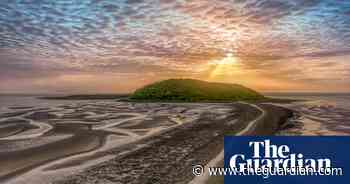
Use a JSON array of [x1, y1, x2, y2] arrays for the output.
[[0, 0, 350, 94]]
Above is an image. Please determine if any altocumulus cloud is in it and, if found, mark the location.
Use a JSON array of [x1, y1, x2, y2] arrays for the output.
[[0, 0, 350, 93]]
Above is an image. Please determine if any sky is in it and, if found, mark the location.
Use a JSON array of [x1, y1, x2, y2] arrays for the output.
[[0, 0, 350, 94]]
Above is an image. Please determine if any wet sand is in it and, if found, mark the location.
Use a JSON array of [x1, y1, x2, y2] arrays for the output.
[[1, 95, 348, 184], [271, 100, 350, 136], [2, 101, 284, 184], [52, 103, 292, 184]]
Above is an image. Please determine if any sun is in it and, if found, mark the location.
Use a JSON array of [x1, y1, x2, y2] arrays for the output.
[[226, 52, 234, 58], [220, 53, 237, 65], [209, 53, 240, 78]]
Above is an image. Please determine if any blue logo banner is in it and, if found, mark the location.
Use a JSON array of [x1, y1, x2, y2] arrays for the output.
[[224, 136, 349, 184]]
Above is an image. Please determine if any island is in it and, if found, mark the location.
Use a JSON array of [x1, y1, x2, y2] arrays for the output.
[[130, 79, 265, 102]]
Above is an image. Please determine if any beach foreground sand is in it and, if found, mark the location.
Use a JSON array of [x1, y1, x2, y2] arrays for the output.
[[0, 101, 294, 184]]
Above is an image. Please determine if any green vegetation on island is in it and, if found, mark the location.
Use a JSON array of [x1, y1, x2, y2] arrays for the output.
[[130, 79, 265, 102]]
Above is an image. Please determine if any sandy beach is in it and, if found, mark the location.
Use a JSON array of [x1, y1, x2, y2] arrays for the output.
[[1, 94, 349, 184], [0, 98, 294, 184]]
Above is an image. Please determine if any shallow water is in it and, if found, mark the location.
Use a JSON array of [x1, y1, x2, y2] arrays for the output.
[[267, 93, 350, 135], [0, 95, 94, 113]]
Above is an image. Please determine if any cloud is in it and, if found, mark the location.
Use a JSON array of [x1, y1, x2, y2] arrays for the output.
[[0, 0, 350, 92]]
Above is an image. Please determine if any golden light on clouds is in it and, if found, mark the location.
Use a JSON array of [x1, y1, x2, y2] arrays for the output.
[[209, 53, 243, 78], [1, 0, 350, 93]]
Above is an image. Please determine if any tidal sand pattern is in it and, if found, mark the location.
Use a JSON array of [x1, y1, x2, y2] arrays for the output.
[[0, 101, 251, 184], [1, 95, 349, 184]]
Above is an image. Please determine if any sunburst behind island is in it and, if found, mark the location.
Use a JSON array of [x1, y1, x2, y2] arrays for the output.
[[209, 52, 242, 78]]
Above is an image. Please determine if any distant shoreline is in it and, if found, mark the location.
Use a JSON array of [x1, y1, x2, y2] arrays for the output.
[[1, 92, 349, 99], [39, 94, 130, 100], [39, 94, 304, 104]]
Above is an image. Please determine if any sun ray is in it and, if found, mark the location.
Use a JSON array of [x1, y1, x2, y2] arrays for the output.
[[209, 53, 241, 79]]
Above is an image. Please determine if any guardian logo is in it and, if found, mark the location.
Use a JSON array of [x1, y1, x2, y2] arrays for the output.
[[230, 139, 331, 171], [224, 136, 348, 184]]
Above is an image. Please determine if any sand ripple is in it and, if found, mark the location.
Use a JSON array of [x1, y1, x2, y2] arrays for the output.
[[0, 101, 238, 184]]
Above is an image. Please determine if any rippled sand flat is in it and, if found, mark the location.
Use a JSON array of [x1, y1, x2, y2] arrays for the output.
[[0, 101, 238, 184]]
